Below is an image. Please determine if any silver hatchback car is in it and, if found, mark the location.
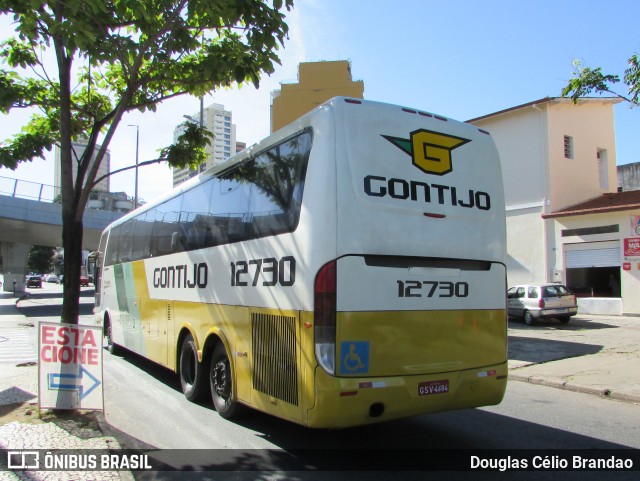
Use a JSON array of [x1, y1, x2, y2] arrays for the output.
[[507, 283, 578, 325]]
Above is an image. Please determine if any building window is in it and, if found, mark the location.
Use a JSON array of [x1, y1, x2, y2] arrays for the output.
[[561, 224, 619, 237], [564, 135, 574, 159], [597, 148, 609, 189]]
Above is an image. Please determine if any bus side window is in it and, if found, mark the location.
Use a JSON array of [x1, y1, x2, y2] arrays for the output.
[[105, 226, 122, 266], [151, 195, 183, 257], [131, 211, 153, 260], [118, 218, 135, 263], [244, 133, 310, 238], [171, 231, 180, 252], [180, 179, 217, 250], [247, 152, 284, 237], [211, 176, 250, 242], [94, 235, 107, 305]]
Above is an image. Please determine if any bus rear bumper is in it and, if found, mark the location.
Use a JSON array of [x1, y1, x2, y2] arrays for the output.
[[305, 361, 508, 429]]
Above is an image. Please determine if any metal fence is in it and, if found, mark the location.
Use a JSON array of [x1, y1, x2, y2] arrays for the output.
[[0, 176, 57, 202]]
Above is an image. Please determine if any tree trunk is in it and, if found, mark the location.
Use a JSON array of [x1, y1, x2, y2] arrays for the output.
[[60, 213, 84, 325], [53, 14, 83, 326]]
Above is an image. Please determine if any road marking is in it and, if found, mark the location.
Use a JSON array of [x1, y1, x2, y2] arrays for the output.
[[0, 327, 37, 364]]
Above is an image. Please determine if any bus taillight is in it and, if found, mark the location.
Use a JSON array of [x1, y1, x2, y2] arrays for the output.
[[314, 260, 336, 375]]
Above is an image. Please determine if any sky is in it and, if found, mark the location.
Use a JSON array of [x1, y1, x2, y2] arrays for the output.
[[1, 0, 639, 204]]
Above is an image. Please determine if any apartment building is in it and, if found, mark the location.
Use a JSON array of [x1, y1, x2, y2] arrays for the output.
[[173, 103, 237, 187]]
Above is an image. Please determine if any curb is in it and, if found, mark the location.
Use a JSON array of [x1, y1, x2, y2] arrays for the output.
[[94, 413, 136, 481], [508, 372, 640, 404], [15, 293, 31, 303]]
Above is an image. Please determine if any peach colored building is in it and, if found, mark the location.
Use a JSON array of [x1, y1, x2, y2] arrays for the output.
[[469, 97, 640, 315]]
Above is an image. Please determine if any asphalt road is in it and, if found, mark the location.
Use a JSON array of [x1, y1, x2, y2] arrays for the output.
[[3, 283, 640, 480], [102, 345, 640, 450], [97, 307, 640, 481], [103, 348, 640, 481]]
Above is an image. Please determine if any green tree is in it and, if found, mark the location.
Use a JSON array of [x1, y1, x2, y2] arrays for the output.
[[562, 56, 640, 107], [0, 0, 293, 324], [27, 245, 54, 275]]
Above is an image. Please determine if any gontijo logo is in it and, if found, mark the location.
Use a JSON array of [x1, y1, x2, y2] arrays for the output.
[[363, 129, 492, 212], [382, 129, 470, 175]]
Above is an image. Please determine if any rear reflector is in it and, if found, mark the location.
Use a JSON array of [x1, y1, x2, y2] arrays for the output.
[[340, 391, 358, 397], [314, 260, 337, 375]]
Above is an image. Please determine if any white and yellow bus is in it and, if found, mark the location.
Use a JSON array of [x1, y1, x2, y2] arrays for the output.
[[94, 97, 507, 428]]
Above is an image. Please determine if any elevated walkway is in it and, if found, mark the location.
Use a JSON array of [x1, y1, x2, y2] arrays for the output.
[[0, 176, 127, 292]]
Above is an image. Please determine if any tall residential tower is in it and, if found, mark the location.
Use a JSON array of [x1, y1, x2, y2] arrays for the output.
[[172, 103, 238, 187]]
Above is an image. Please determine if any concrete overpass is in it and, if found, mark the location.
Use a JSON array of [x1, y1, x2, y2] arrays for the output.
[[0, 177, 126, 292]]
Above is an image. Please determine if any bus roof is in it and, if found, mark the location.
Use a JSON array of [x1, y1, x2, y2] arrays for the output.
[[102, 97, 491, 233]]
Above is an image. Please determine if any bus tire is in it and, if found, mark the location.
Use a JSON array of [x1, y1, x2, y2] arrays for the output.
[[179, 333, 207, 402], [210, 342, 244, 419], [104, 319, 121, 355]]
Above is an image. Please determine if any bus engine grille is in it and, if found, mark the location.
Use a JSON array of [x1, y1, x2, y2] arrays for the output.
[[251, 313, 299, 406]]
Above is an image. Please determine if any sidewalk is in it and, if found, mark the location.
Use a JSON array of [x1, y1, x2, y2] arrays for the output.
[[507, 313, 640, 403], [1, 289, 639, 478], [0, 290, 132, 481]]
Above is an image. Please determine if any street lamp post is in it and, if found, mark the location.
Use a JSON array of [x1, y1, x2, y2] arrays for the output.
[[128, 124, 139, 208]]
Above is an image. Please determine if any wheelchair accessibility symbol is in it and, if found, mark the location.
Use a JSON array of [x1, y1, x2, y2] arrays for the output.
[[340, 341, 369, 375]]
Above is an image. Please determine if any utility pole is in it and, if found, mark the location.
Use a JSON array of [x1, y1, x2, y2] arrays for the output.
[[128, 124, 139, 208]]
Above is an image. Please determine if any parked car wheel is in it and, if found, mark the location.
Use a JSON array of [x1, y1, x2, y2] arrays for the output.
[[524, 311, 536, 326]]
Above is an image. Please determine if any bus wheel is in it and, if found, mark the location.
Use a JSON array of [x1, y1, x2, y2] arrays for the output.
[[210, 343, 244, 419], [179, 334, 207, 402], [104, 320, 120, 355]]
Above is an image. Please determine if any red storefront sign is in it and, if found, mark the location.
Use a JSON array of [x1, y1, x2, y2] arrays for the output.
[[624, 238, 640, 257]]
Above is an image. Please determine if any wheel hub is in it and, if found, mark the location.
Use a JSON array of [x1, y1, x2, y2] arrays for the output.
[[213, 361, 230, 398]]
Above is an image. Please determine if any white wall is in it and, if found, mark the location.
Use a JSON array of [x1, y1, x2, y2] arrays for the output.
[[472, 99, 623, 304], [505, 207, 547, 286], [473, 107, 547, 208]]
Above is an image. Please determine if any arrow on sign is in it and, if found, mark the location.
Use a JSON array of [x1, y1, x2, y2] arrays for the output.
[[48, 366, 101, 400]]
